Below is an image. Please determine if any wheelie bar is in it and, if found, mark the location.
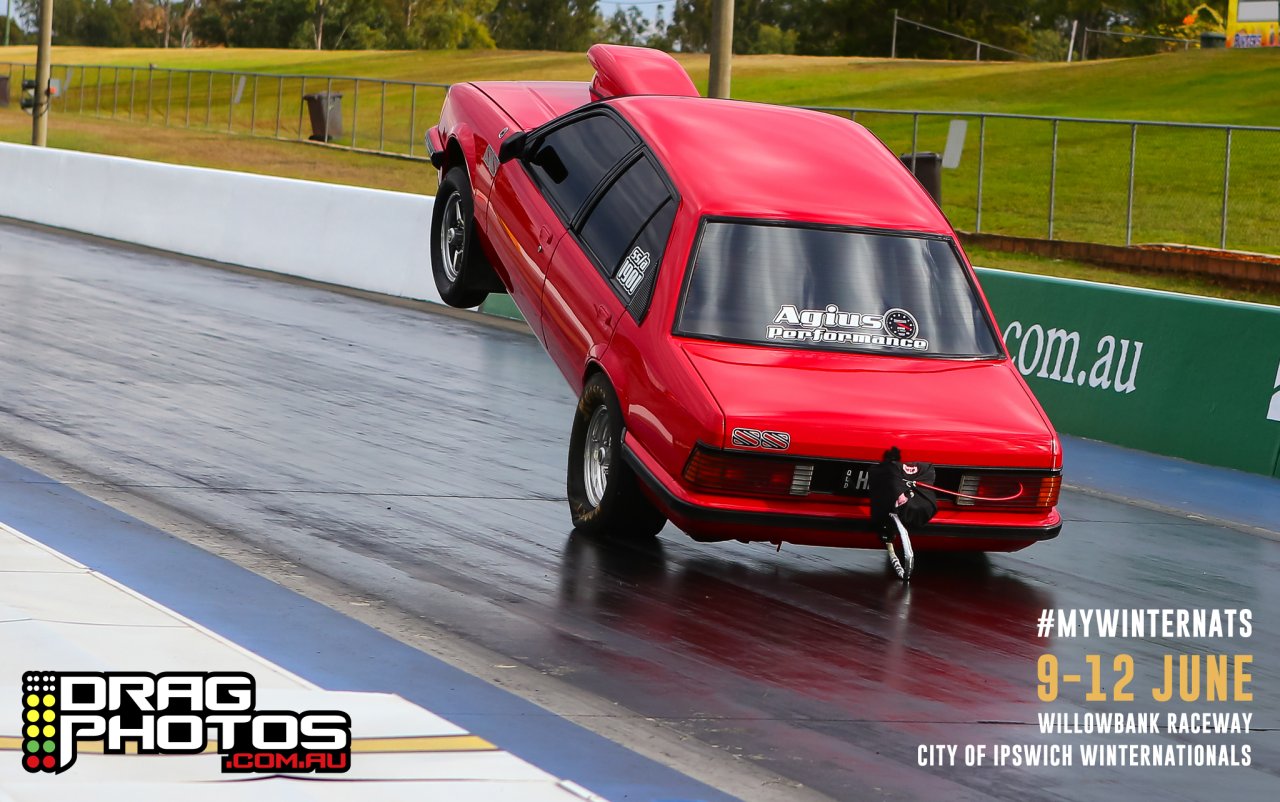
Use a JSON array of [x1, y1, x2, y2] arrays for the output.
[[885, 513, 915, 582]]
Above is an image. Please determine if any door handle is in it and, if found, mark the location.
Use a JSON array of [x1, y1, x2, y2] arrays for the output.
[[595, 304, 612, 327], [538, 225, 551, 253]]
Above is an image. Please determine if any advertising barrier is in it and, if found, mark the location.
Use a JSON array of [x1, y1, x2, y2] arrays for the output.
[[976, 268, 1280, 478]]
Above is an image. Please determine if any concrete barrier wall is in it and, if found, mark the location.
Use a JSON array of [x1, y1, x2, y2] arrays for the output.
[[0, 142, 441, 304], [976, 268, 1280, 478]]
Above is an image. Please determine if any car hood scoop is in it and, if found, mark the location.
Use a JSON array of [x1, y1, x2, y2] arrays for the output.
[[680, 341, 1057, 467]]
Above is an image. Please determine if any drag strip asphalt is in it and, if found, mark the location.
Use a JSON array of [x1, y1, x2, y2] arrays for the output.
[[1, 219, 1276, 802]]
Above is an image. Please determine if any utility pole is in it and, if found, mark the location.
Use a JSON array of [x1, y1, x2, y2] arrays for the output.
[[708, 0, 734, 98], [4, 0, 11, 48], [32, 0, 52, 145]]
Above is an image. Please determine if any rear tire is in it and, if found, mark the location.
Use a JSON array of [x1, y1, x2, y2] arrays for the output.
[[567, 374, 667, 539], [431, 166, 495, 308]]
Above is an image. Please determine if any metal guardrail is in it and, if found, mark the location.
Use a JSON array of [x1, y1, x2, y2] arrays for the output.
[[2, 61, 449, 161], [803, 105, 1280, 254], [5, 60, 1280, 256]]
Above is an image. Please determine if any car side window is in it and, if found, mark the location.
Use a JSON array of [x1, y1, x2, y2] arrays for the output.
[[578, 155, 675, 320], [621, 200, 676, 321], [526, 115, 637, 221]]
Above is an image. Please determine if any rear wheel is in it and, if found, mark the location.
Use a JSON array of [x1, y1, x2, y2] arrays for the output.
[[567, 374, 667, 538], [431, 166, 495, 308]]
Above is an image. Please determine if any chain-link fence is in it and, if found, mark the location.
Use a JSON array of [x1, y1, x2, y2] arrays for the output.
[[806, 106, 1280, 255], [7, 60, 1280, 256], [2, 62, 449, 160]]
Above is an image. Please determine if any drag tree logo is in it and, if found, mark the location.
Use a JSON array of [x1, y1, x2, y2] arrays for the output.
[[21, 671, 351, 774]]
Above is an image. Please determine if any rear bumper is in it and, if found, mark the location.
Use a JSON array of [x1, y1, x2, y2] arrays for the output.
[[623, 440, 1061, 552]]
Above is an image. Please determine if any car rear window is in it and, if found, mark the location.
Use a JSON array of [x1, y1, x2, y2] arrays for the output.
[[676, 221, 1002, 358]]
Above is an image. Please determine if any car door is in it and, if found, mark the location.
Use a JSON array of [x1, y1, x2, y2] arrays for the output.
[[486, 113, 638, 337], [542, 148, 677, 386]]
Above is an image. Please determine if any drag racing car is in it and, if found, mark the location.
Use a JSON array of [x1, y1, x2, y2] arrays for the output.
[[427, 44, 1062, 557]]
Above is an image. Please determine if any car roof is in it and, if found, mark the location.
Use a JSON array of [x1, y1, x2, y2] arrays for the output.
[[607, 95, 952, 235]]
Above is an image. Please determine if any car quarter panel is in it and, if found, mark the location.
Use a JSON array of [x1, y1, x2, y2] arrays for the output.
[[437, 83, 520, 234], [599, 206, 724, 475]]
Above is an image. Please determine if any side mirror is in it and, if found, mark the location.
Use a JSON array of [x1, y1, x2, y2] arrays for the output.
[[498, 131, 528, 164]]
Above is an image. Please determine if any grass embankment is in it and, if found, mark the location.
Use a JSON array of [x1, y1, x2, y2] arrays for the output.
[[2, 46, 1278, 302]]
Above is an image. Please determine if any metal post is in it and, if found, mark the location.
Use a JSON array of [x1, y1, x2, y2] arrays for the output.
[[112, 67, 119, 118], [275, 76, 283, 138], [31, 0, 52, 146], [379, 80, 386, 151], [1081, 28, 1088, 61], [206, 71, 212, 127], [3, 0, 10, 48], [80, 63, 88, 115], [95, 65, 102, 117], [185, 71, 191, 127], [144, 65, 151, 122], [228, 74, 236, 132], [910, 113, 919, 173], [708, 0, 735, 98], [296, 77, 306, 139], [250, 75, 258, 135], [975, 116, 986, 232], [976, 41, 982, 61], [165, 69, 172, 126], [891, 10, 898, 58], [129, 67, 135, 119], [1125, 124, 1137, 246], [1220, 129, 1232, 250], [1048, 119, 1059, 239], [409, 85, 417, 157], [326, 76, 333, 141], [351, 79, 359, 146]]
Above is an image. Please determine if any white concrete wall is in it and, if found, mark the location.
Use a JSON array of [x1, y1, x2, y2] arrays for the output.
[[0, 142, 441, 304]]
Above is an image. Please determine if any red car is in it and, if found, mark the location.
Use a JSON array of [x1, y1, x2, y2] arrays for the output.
[[428, 44, 1061, 553]]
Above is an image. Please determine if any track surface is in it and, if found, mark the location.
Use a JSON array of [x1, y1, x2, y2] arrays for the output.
[[1, 220, 1276, 801]]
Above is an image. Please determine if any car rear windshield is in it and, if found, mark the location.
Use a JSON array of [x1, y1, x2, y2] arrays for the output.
[[676, 221, 1002, 358]]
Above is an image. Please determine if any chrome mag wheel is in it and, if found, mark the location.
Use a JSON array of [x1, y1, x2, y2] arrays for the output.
[[583, 405, 612, 508], [439, 192, 466, 283]]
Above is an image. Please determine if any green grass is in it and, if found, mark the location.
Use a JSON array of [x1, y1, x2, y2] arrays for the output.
[[2, 45, 1278, 301]]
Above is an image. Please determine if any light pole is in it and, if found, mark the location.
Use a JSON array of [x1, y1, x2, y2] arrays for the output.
[[3, 0, 12, 48], [708, 0, 734, 98], [32, 0, 53, 145]]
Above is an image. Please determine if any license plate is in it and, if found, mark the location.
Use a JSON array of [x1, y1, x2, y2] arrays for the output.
[[812, 461, 876, 497]]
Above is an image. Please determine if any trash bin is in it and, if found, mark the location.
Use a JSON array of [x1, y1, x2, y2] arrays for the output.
[[302, 92, 344, 142], [1200, 31, 1227, 49], [0, 76, 10, 108], [899, 152, 942, 204]]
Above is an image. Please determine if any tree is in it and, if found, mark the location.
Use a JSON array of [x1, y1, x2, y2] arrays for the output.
[[487, 0, 599, 51], [412, 0, 495, 48], [604, 4, 650, 46]]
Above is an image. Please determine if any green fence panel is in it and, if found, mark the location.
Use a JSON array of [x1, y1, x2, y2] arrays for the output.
[[479, 294, 524, 321], [975, 268, 1280, 478]]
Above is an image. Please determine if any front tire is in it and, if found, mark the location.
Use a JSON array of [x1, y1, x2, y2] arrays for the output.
[[431, 166, 493, 309], [567, 374, 667, 538]]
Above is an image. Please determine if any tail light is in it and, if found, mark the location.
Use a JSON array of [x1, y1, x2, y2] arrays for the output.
[[955, 473, 1061, 509], [683, 447, 811, 497]]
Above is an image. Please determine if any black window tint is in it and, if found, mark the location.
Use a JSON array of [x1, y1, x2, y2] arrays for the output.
[[528, 115, 636, 220], [620, 200, 677, 321], [677, 222, 1001, 358], [580, 156, 670, 275]]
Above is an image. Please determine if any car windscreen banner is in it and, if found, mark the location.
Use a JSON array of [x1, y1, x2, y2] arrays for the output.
[[677, 222, 1001, 358]]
